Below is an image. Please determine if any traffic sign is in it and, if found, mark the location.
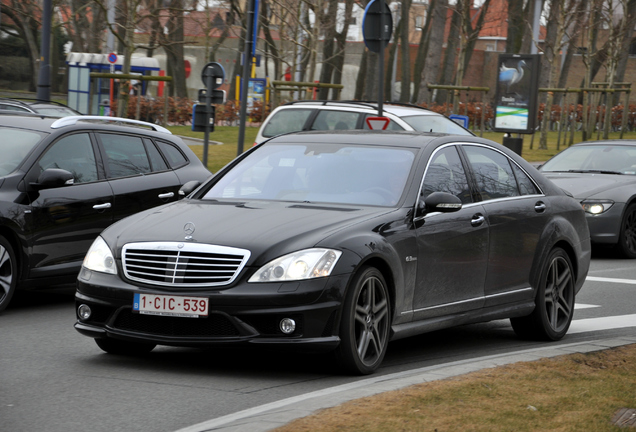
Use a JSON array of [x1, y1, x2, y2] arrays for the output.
[[201, 62, 225, 89], [362, 0, 393, 53], [366, 116, 391, 130], [108, 53, 118, 64]]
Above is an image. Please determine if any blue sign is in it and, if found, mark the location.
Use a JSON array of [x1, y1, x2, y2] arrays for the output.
[[449, 114, 469, 129], [108, 53, 117, 64]]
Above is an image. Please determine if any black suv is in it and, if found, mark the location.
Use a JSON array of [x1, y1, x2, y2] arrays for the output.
[[0, 114, 211, 311]]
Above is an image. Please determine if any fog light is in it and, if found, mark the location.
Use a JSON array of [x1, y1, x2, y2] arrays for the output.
[[78, 304, 92, 320], [280, 318, 296, 334]]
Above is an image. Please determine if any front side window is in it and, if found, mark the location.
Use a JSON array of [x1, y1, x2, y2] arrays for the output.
[[202, 143, 417, 206], [38, 133, 98, 183], [464, 145, 519, 200], [0, 127, 46, 176], [421, 146, 472, 204], [99, 133, 151, 178]]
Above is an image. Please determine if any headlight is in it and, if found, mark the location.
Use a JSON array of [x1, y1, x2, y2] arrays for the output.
[[83, 236, 117, 274], [581, 200, 614, 215], [248, 248, 342, 282]]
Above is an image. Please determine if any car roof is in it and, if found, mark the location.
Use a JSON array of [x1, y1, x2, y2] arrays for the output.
[[0, 113, 172, 136], [571, 140, 636, 147], [265, 129, 487, 149], [278, 100, 442, 117]]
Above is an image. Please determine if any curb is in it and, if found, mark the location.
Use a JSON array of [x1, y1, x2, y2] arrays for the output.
[[174, 336, 636, 432]]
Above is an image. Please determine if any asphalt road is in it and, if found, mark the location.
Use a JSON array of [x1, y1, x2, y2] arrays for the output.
[[1, 249, 635, 432]]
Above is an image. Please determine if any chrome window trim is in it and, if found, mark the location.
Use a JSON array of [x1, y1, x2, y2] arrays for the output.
[[401, 287, 533, 315]]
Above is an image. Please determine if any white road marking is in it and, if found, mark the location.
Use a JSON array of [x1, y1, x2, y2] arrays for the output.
[[586, 276, 636, 285], [575, 303, 601, 310], [569, 314, 636, 334]]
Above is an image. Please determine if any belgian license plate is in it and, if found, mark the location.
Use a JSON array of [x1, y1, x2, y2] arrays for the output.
[[133, 293, 208, 318]]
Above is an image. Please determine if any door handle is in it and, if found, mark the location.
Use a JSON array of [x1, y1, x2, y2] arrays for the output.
[[93, 203, 112, 210], [535, 201, 547, 213], [471, 214, 486, 227], [158, 192, 175, 199]]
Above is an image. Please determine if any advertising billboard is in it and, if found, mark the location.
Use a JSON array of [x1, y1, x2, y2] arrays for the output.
[[494, 54, 540, 134]]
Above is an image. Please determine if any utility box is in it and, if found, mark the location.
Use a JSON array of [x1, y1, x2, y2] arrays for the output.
[[503, 136, 523, 156]]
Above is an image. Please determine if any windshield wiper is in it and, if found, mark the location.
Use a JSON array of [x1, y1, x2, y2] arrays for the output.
[[567, 169, 623, 175]]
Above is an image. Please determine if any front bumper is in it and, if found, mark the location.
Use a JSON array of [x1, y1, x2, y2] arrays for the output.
[[74, 268, 349, 352], [585, 202, 625, 245]]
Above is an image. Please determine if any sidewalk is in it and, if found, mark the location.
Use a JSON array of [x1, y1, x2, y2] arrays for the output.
[[175, 336, 636, 432]]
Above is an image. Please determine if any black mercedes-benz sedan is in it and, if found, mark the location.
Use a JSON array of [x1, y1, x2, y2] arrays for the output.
[[75, 130, 591, 374], [0, 114, 211, 312]]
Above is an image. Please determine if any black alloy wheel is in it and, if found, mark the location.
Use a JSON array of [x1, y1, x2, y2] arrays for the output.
[[0, 235, 17, 313], [617, 203, 636, 259], [336, 267, 391, 375], [511, 248, 575, 341], [95, 338, 156, 355]]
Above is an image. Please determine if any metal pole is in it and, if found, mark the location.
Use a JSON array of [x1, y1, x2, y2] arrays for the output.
[[237, 0, 256, 155], [36, 0, 52, 101], [203, 74, 213, 168], [378, 0, 385, 116]]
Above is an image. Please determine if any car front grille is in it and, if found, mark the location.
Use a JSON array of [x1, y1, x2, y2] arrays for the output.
[[122, 242, 250, 287]]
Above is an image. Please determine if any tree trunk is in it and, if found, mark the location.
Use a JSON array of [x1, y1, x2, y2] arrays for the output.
[[419, 0, 447, 103], [399, 0, 412, 103], [411, 0, 433, 103], [505, 0, 524, 53], [318, 0, 339, 99], [355, 50, 368, 100]]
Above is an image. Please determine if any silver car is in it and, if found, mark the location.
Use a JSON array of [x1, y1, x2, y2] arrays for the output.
[[254, 100, 474, 145], [539, 140, 636, 258]]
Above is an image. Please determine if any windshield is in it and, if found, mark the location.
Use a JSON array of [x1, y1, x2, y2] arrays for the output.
[[401, 115, 473, 136], [541, 145, 636, 175], [0, 127, 46, 176], [203, 143, 417, 206]]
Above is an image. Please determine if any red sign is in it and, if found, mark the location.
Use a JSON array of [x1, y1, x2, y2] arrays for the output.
[[184, 60, 191, 78], [366, 116, 390, 130], [108, 53, 118, 64]]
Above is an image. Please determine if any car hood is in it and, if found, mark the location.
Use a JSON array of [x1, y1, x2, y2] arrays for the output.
[[542, 172, 636, 199], [105, 199, 396, 265]]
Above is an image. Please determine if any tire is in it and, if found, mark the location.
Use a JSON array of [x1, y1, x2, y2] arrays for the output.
[[511, 248, 575, 341], [617, 203, 636, 259], [95, 338, 156, 355], [0, 235, 18, 313], [335, 267, 391, 375]]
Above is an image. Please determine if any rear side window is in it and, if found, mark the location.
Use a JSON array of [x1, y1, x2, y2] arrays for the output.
[[98, 133, 151, 178], [401, 115, 472, 135], [143, 138, 169, 171], [464, 146, 519, 200], [311, 110, 360, 130], [157, 140, 188, 168], [261, 108, 314, 138]]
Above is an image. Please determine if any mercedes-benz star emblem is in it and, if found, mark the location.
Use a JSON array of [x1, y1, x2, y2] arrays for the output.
[[184, 222, 195, 240]]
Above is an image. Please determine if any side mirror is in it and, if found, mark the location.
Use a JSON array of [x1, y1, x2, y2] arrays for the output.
[[419, 192, 462, 215], [30, 168, 74, 190], [179, 180, 201, 198]]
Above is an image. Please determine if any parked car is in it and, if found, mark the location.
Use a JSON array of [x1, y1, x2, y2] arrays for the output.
[[74, 130, 590, 374], [253, 100, 474, 145], [0, 98, 81, 117], [538, 140, 636, 258], [0, 114, 211, 312]]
